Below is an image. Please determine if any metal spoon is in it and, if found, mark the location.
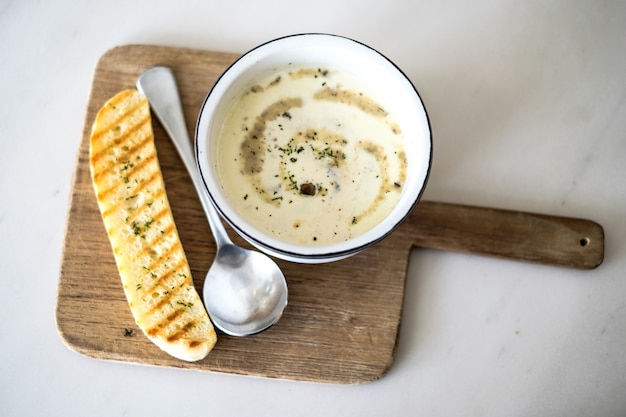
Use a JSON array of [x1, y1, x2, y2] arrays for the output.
[[137, 66, 288, 336]]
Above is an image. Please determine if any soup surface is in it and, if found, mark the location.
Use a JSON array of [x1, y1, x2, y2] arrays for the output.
[[215, 66, 408, 245]]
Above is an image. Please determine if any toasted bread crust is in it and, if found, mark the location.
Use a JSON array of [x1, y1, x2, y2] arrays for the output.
[[89, 89, 216, 361]]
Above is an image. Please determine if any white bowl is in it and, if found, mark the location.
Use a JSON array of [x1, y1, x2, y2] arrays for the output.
[[195, 33, 432, 263]]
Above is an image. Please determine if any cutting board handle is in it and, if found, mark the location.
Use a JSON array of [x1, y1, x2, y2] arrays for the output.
[[408, 201, 604, 269]]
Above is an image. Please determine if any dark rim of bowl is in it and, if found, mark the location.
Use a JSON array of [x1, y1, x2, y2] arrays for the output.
[[194, 32, 433, 261]]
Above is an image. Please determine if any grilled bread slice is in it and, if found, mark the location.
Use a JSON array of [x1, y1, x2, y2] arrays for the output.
[[89, 89, 216, 362]]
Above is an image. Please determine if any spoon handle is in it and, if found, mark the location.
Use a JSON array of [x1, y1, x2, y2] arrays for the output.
[[408, 201, 604, 269], [137, 66, 232, 248]]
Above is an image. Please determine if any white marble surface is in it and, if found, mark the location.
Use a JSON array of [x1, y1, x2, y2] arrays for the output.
[[1, 0, 625, 415]]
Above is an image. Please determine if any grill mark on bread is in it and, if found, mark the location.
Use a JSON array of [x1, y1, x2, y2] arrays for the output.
[[88, 89, 216, 361], [143, 283, 181, 317], [90, 98, 145, 141], [141, 257, 188, 306], [142, 230, 183, 274], [95, 152, 158, 202], [100, 179, 165, 222], [129, 205, 169, 235], [102, 184, 163, 223], [128, 170, 160, 200], [113, 221, 180, 290], [104, 203, 165, 253], [140, 273, 191, 317], [94, 89, 137, 118], [141, 222, 175, 257], [166, 321, 197, 342], [90, 116, 151, 169], [145, 305, 198, 342], [146, 308, 185, 337]]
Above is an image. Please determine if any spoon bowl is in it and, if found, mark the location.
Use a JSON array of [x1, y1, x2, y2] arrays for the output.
[[137, 66, 288, 336], [205, 246, 287, 335]]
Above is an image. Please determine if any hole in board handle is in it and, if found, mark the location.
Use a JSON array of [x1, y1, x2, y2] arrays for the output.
[[580, 237, 590, 247]]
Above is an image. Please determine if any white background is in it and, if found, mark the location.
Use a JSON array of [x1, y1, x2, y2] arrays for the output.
[[1, 1, 625, 416]]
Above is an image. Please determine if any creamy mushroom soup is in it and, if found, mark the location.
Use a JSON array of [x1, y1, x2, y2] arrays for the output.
[[214, 66, 408, 245]]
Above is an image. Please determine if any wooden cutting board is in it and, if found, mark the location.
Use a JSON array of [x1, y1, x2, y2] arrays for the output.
[[56, 44, 604, 384]]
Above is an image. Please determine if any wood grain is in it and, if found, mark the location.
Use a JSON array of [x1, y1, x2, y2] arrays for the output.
[[56, 44, 604, 385], [410, 201, 604, 270]]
